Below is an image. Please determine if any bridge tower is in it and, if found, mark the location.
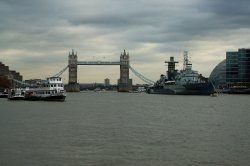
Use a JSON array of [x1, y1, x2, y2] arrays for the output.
[[67, 50, 80, 92], [118, 50, 132, 92]]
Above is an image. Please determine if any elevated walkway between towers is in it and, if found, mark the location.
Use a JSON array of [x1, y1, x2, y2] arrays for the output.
[[77, 61, 120, 65]]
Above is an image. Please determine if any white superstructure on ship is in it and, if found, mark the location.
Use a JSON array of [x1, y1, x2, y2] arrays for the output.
[[25, 77, 66, 101]]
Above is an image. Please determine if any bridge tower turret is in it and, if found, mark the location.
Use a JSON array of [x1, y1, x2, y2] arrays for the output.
[[67, 50, 80, 92], [118, 50, 132, 92]]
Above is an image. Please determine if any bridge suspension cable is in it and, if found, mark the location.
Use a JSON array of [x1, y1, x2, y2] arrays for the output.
[[52, 65, 68, 77], [8, 76, 33, 87], [129, 65, 155, 85], [6, 66, 68, 88]]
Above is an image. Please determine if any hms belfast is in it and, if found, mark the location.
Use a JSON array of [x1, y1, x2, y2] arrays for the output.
[[147, 52, 215, 95]]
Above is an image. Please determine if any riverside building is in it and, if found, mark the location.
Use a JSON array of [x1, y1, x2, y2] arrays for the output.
[[226, 48, 250, 86], [0, 62, 23, 89]]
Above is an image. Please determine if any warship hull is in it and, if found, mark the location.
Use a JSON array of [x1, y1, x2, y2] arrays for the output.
[[147, 82, 215, 95]]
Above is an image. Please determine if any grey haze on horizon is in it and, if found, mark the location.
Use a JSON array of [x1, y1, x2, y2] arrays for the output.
[[0, 0, 250, 83]]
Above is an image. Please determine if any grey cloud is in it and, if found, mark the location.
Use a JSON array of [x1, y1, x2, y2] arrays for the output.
[[201, 0, 250, 16], [70, 12, 158, 28], [1, 0, 250, 81], [198, 0, 250, 28]]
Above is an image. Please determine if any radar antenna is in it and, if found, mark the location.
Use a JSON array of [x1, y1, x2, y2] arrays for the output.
[[183, 51, 190, 70]]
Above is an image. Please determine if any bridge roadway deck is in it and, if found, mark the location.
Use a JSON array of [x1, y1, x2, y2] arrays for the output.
[[77, 61, 121, 65]]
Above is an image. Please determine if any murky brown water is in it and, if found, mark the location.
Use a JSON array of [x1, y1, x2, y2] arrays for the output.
[[0, 92, 250, 166]]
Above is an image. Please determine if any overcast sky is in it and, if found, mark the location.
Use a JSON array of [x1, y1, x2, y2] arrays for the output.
[[0, 0, 250, 84]]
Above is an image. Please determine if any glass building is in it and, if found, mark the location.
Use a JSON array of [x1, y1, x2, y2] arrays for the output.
[[209, 59, 226, 88], [226, 51, 238, 83], [226, 48, 250, 85]]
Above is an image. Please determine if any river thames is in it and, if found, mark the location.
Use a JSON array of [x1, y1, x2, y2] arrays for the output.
[[0, 92, 250, 166]]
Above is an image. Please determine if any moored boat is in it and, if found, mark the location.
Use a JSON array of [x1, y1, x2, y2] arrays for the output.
[[24, 77, 66, 101], [134, 87, 146, 93], [8, 88, 25, 100], [0, 89, 8, 98], [147, 52, 215, 95]]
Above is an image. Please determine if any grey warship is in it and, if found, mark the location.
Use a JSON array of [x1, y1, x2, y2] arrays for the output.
[[147, 52, 215, 95]]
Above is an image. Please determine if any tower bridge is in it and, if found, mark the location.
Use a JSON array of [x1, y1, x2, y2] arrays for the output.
[[67, 49, 132, 92], [9, 50, 155, 92]]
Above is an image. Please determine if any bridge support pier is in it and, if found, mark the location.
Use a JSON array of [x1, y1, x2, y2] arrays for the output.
[[66, 83, 80, 92], [66, 50, 80, 92], [118, 50, 132, 92]]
